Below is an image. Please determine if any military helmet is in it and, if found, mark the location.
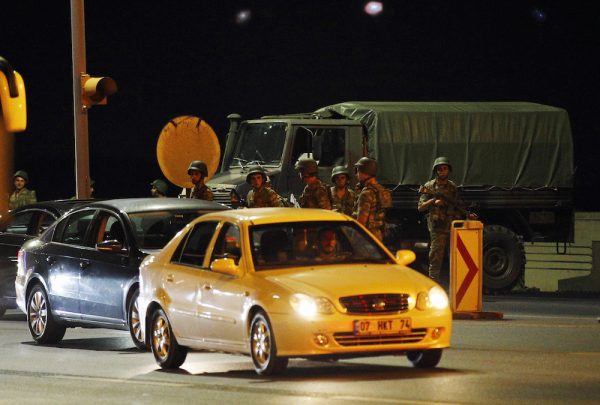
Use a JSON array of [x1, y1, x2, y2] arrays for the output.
[[246, 165, 267, 184], [151, 179, 168, 195], [354, 157, 377, 176], [187, 160, 208, 177], [432, 156, 452, 172], [294, 157, 318, 175], [331, 165, 350, 181], [13, 170, 29, 182]]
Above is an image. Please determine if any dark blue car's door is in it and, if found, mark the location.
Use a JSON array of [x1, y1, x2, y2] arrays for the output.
[[44, 209, 97, 318], [78, 212, 139, 324]]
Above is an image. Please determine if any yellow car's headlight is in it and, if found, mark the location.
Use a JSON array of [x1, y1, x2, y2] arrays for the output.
[[290, 294, 334, 317], [416, 286, 449, 310]]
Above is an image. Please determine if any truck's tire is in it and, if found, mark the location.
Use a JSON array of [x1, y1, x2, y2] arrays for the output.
[[483, 225, 525, 292]]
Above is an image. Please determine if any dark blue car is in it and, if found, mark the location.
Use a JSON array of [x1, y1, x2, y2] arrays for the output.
[[0, 200, 89, 318], [15, 198, 228, 349]]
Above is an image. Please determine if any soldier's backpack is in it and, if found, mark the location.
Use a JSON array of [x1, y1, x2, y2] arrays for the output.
[[368, 183, 392, 212]]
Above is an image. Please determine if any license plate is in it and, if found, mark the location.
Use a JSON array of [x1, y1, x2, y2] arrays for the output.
[[353, 318, 412, 336]]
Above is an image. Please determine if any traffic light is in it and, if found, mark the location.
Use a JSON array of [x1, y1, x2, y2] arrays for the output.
[[80, 73, 117, 109], [0, 57, 27, 132]]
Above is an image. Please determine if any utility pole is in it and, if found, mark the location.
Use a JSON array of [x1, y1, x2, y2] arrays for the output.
[[71, 0, 90, 199], [70, 0, 116, 199]]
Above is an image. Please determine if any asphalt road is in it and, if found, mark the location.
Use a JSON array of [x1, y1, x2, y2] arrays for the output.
[[1, 295, 599, 404]]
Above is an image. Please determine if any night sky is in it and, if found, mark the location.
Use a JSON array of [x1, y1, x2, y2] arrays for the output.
[[2, 1, 598, 209]]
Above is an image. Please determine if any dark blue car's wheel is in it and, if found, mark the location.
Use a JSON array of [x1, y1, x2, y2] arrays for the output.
[[27, 284, 66, 344], [127, 288, 147, 350]]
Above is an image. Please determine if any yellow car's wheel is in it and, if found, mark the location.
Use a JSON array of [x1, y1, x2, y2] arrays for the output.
[[407, 349, 443, 368], [151, 308, 187, 369], [250, 311, 288, 375]]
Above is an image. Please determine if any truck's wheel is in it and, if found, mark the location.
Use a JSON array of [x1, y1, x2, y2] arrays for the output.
[[483, 225, 525, 292]]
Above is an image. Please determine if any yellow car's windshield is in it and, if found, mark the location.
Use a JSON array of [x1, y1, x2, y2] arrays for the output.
[[250, 221, 394, 270]]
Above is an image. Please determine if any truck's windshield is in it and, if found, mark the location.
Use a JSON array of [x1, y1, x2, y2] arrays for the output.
[[225, 122, 287, 169]]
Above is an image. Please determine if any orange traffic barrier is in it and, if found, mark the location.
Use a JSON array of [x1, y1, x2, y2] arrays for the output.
[[450, 220, 503, 320]]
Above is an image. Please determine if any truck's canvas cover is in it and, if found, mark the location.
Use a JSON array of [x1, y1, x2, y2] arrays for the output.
[[316, 102, 574, 188]]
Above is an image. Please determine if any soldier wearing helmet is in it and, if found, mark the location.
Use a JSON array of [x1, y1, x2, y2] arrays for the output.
[[9, 170, 37, 210], [187, 160, 214, 201], [245, 166, 283, 208], [352, 157, 391, 241], [151, 179, 168, 198], [418, 156, 470, 281], [330, 166, 356, 216], [294, 157, 332, 209]]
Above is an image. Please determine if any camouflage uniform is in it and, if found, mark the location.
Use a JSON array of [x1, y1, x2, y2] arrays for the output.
[[300, 180, 332, 209], [353, 180, 391, 241], [331, 186, 356, 216], [9, 188, 37, 210], [247, 186, 283, 208], [419, 178, 463, 280], [190, 184, 214, 201]]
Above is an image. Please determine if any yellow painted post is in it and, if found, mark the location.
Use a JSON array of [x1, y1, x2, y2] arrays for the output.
[[450, 220, 483, 313]]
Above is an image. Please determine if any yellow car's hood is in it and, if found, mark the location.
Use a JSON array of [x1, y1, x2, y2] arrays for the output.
[[261, 264, 435, 298]]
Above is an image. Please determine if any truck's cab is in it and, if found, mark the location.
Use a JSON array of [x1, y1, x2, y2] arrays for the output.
[[207, 114, 365, 206]]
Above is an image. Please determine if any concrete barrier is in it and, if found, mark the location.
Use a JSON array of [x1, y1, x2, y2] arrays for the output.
[[558, 241, 600, 292]]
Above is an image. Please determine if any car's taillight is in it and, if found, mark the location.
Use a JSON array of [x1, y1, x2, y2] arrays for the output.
[[16, 249, 24, 276]]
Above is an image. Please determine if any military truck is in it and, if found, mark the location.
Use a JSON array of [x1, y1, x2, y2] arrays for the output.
[[205, 101, 575, 292]]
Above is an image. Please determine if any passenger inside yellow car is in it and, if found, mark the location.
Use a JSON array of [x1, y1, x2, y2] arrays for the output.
[[260, 229, 289, 264], [315, 228, 337, 261]]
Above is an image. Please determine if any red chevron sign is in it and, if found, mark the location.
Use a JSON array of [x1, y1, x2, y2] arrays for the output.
[[455, 233, 479, 308]]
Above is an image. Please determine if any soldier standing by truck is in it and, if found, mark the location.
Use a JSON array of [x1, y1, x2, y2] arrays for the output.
[[295, 158, 332, 209], [417, 157, 469, 281], [330, 166, 356, 216], [150, 179, 168, 197], [353, 157, 391, 242], [9, 170, 37, 210], [245, 166, 283, 208], [188, 160, 214, 201]]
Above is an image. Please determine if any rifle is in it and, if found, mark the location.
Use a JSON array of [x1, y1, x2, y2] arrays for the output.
[[418, 185, 477, 219], [288, 193, 301, 208], [230, 189, 247, 209]]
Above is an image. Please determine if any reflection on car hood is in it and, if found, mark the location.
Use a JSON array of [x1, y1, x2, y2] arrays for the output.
[[261, 264, 433, 297]]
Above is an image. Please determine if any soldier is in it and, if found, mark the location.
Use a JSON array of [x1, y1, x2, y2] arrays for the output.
[[353, 157, 391, 242], [418, 156, 469, 281], [151, 179, 168, 198], [294, 157, 332, 209], [245, 166, 283, 208], [330, 166, 356, 216], [9, 170, 37, 210], [187, 160, 214, 201]]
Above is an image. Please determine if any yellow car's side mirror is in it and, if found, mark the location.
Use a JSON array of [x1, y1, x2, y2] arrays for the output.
[[211, 257, 241, 277], [395, 249, 416, 266]]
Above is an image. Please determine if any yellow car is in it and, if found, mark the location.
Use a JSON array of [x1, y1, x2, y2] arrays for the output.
[[139, 208, 451, 375]]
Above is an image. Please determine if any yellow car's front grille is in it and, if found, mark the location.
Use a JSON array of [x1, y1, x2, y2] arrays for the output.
[[339, 293, 410, 314], [333, 328, 427, 346]]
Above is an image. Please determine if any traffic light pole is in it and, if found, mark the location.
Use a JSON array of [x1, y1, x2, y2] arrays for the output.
[[70, 0, 91, 199]]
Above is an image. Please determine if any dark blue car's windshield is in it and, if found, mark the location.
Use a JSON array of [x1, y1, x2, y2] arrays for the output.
[[128, 210, 204, 250]]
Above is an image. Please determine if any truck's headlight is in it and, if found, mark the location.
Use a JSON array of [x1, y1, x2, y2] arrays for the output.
[[290, 294, 334, 317], [416, 286, 449, 310]]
